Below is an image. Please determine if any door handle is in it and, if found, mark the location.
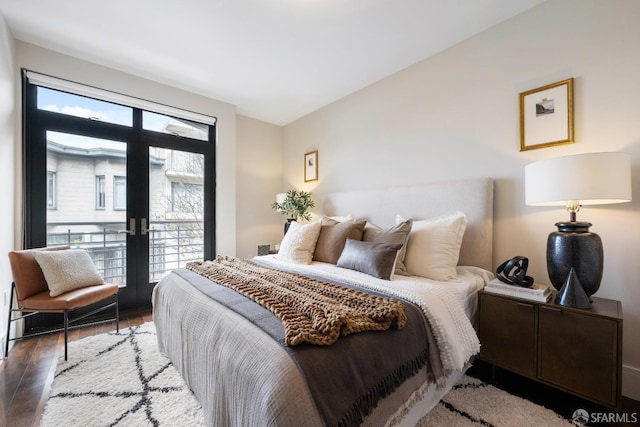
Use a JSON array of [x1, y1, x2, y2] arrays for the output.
[[118, 218, 137, 236], [141, 218, 157, 235]]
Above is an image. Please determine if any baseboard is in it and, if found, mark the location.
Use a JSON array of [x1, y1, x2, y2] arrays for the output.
[[623, 364, 640, 402]]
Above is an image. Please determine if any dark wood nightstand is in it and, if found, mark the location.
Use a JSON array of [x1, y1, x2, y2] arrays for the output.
[[478, 289, 623, 410]]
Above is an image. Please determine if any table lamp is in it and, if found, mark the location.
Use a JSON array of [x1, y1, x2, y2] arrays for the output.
[[525, 152, 632, 299]]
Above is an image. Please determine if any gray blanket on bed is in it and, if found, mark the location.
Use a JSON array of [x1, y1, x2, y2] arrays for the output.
[[175, 264, 438, 427]]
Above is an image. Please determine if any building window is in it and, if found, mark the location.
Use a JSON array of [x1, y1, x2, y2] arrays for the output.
[[114, 176, 126, 210], [171, 182, 203, 214], [96, 175, 106, 209], [47, 171, 56, 209]]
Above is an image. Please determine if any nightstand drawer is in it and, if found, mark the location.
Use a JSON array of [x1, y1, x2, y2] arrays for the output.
[[539, 305, 619, 407], [478, 292, 537, 378]]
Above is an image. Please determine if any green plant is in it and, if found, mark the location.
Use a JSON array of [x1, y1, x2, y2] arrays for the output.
[[272, 189, 315, 222]]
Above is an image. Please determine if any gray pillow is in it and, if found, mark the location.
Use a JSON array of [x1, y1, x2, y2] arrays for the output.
[[313, 217, 366, 264], [336, 239, 403, 280], [362, 219, 413, 275]]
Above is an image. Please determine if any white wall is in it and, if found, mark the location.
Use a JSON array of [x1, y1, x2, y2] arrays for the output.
[[14, 42, 238, 257], [0, 11, 15, 361], [283, 0, 640, 399], [236, 115, 285, 258]]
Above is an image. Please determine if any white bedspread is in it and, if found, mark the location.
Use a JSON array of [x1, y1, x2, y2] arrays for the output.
[[255, 255, 486, 374], [152, 258, 491, 426], [153, 271, 324, 427]]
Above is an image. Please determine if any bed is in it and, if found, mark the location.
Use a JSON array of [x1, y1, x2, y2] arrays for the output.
[[152, 177, 494, 427]]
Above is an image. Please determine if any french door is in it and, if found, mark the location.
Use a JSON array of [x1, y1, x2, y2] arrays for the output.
[[23, 77, 215, 320]]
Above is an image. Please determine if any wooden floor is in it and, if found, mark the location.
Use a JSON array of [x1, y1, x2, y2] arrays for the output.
[[0, 309, 152, 427], [2, 310, 639, 427]]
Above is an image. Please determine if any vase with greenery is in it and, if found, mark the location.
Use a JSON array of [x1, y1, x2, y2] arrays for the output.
[[272, 189, 315, 233]]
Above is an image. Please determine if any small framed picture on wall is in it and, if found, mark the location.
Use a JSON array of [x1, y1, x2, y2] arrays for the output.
[[304, 151, 318, 182], [519, 78, 574, 151]]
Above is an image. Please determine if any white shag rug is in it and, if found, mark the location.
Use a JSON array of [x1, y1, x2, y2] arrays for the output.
[[418, 375, 572, 427], [41, 322, 571, 427], [40, 322, 204, 427]]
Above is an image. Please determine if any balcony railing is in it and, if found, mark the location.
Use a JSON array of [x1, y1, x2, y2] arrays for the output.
[[148, 220, 204, 282], [47, 220, 203, 285]]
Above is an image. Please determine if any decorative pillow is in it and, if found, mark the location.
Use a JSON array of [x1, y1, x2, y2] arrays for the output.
[[337, 239, 403, 280], [313, 217, 366, 264], [277, 220, 322, 264], [32, 249, 105, 297], [363, 219, 413, 275], [398, 212, 467, 281], [326, 214, 354, 222]]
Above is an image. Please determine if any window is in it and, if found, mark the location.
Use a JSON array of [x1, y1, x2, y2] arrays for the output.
[[171, 182, 203, 214], [24, 72, 215, 313], [143, 111, 209, 141], [113, 176, 126, 210], [47, 171, 56, 209], [37, 87, 133, 127], [96, 175, 106, 209], [167, 150, 204, 175]]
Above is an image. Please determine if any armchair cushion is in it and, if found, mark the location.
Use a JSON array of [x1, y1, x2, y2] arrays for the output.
[[20, 283, 119, 311], [32, 249, 105, 297]]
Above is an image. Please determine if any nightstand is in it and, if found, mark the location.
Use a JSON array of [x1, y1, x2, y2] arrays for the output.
[[478, 290, 622, 410]]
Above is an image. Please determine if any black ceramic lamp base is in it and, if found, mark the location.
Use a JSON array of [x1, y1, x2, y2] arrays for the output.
[[547, 221, 603, 299]]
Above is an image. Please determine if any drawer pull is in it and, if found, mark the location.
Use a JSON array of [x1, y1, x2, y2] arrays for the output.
[[516, 302, 534, 309]]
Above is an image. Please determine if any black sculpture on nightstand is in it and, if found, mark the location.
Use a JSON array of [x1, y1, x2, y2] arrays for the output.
[[496, 256, 534, 288], [555, 267, 591, 309]]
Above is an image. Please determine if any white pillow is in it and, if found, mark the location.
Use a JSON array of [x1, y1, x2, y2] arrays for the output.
[[277, 220, 322, 264], [397, 212, 467, 281], [32, 249, 105, 297], [326, 214, 354, 222]]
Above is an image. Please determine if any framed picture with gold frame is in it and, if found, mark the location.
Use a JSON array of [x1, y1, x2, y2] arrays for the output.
[[304, 150, 318, 182], [519, 78, 574, 151]]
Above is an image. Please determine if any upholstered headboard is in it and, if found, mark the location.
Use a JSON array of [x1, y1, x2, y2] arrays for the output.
[[320, 178, 494, 271]]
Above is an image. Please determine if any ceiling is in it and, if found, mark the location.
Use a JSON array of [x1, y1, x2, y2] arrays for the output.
[[0, 0, 544, 125]]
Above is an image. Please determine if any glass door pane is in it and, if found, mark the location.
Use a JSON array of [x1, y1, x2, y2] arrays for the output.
[[148, 147, 205, 282], [46, 131, 128, 286]]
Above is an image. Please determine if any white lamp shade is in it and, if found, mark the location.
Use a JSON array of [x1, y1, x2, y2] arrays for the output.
[[525, 152, 632, 206]]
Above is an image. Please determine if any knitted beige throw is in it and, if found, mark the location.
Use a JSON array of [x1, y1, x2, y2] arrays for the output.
[[186, 256, 407, 346]]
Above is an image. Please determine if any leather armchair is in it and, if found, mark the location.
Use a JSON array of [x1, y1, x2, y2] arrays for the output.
[[5, 246, 119, 360]]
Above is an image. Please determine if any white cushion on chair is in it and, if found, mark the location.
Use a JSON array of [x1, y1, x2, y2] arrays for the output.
[[32, 249, 105, 297]]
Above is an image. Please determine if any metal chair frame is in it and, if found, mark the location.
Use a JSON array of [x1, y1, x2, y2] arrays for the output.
[[4, 282, 119, 361]]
